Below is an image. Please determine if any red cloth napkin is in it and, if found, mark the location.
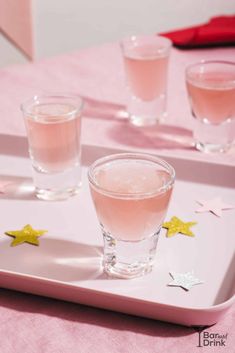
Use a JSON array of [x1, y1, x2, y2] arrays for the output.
[[160, 15, 235, 48]]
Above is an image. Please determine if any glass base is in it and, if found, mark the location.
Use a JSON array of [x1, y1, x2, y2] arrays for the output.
[[36, 186, 81, 201], [102, 228, 160, 279], [195, 141, 231, 153], [33, 163, 81, 201], [193, 118, 235, 153], [127, 94, 166, 127]]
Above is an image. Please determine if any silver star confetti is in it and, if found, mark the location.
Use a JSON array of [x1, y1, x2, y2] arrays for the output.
[[168, 271, 204, 291]]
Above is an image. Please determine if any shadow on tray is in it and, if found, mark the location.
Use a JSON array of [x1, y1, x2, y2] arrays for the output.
[[0, 238, 103, 281], [108, 122, 195, 150], [83, 98, 196, 150], [0, 134, 35, 199], [0, 175, 35, 200]]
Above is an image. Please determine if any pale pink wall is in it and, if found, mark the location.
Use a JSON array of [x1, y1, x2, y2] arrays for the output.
[[0, 0, 33, 59]]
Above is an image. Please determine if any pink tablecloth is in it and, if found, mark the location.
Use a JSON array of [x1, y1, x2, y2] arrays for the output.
[[0, 43, 234, 352], [0, 288, 234, 353]]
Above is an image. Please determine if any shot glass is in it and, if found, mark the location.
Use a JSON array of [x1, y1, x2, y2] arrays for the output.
[[186, 61, 235, 153], [88, 153, 175, 279], [21, 94, 83, 200], [120, 35, 172, 126]]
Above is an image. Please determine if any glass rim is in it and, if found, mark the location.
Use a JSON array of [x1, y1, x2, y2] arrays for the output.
[[120, 34, 172, 52], [88, 152, 175, 199], [20, 93, 84, 118], [186, 60, 235, 75]]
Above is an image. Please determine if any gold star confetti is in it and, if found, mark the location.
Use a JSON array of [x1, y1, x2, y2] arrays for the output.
[[162, 216, 197, 237], [5, 224, 47, 246]]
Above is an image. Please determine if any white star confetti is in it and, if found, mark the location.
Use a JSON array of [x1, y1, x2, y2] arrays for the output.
[[168, 271, 204, 291], [196, 197, 235, 217]]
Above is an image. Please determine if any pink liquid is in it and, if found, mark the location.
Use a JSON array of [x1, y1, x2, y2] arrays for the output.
[[90, 161, 173, 241], [124, 45, 168, 101], [186, 71, 235, 124], [25, 103, 81, 172]]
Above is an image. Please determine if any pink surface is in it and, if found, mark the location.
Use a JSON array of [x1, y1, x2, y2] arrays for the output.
[[0, 288, 233, 353], [0, 43, 235, 165], [2, 144, 234, 327], [0, 0, 33, 59], [0, 43, 235, 351], [0, 144, 235, 350]]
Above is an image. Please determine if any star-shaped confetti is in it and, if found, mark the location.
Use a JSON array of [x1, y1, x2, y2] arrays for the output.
[[168, 271, 204, 291], [0, 181, 13, 194], [5, 224, 47, 246], [162, 216, 197, 237], [196, 197, 235, 217]]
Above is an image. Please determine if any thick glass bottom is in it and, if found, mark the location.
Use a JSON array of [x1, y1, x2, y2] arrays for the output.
[[195, 141, 231, 153], [193, 118, 235, 153], [32, 163, 81, 201], [127, 94, 166, 127], [102, 228, 160, 279], [36, 185, 81, 201]]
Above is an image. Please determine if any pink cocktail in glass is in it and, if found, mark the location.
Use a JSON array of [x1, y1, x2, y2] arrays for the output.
[[186, 61, 235, 153], [121, 35, 171, 126], [88, 153, 175, 278], [21, 95, 83, 200], [124, 47, 169, 102]]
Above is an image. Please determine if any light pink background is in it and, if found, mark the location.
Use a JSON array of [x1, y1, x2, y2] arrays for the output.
[[0, 43, 234, 351]]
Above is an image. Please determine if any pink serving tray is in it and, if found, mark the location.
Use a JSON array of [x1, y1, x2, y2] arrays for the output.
[[0, 140, 234, 326]]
